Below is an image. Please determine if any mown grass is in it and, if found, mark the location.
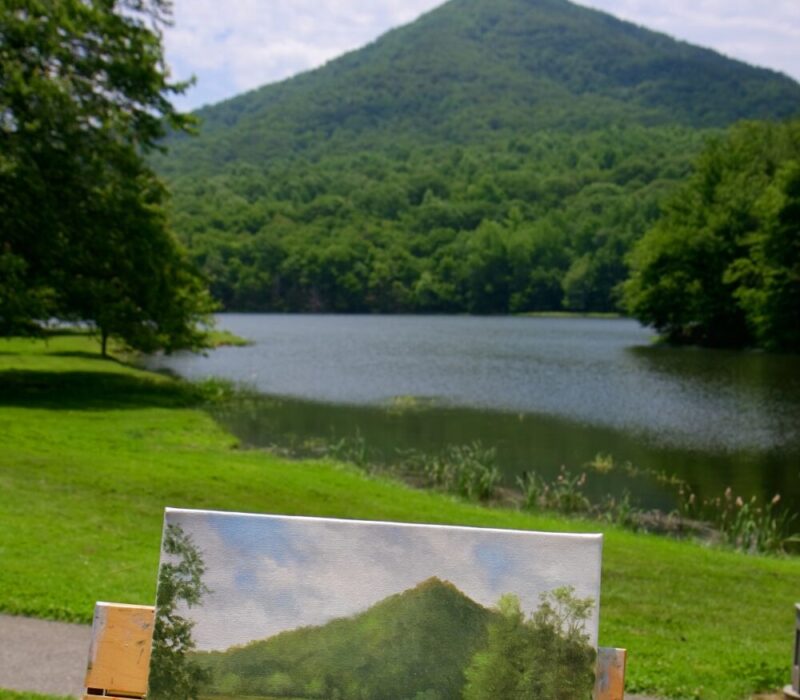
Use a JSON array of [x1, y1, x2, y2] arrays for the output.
[[0, 691, 72, 700], [1, 334, 798, 699]]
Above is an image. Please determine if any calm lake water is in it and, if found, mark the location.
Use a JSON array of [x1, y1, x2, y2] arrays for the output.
[[146, 314, 800, 512]]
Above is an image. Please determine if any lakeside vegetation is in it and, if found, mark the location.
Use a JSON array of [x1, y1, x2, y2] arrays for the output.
[[625, 119, 800, 352], [1, 334, 799, 699]]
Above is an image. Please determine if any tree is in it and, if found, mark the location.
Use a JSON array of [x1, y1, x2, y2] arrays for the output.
[[463, 594, 528, 699], [729, 161, 800, 351], [463, 588, 596, 700], [148, 523, 211, 700], [0, 0, 214, 352], [624, 119, 800, 351]]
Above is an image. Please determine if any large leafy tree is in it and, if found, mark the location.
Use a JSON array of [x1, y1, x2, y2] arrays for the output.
[[624, 119, 800, 351], [0, 0, 213, 352]]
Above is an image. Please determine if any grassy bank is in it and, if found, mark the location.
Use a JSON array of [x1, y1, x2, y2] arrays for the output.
[[1, 335, 798, 699]]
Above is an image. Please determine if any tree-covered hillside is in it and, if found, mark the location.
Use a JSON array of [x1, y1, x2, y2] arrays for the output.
[[158, 0, 800, 314], [193, 578, 496, 699], [159, 0, 800, 172], [192, 579, 596, 700], [173, 127, 704, 313]]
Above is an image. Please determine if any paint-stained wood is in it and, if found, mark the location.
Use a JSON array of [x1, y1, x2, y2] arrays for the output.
[[83, 602, 154, 699], [84, 602, 626, 699], [594, 646, 627, 700]]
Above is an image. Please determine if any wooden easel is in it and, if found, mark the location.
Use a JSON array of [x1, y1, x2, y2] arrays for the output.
[[82, 601, 627, 699]]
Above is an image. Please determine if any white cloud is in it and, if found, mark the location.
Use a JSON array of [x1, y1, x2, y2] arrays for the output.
[[163, 510, 602, 651], [163, 0, 443, 109]]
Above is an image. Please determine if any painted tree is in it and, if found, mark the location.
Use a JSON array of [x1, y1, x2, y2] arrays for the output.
[[463, 587, 596, 700], [463, 594, 528, 699], [148, 523, 210, 700]]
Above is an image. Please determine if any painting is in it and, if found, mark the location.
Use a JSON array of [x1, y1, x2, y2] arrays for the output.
[[148, 508, 603, 700]]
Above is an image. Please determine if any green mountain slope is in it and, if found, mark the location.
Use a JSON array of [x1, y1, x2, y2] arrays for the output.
[[161, 0, 800, 173], [159, 0, 800, 314], [193, 578, 496, 699]]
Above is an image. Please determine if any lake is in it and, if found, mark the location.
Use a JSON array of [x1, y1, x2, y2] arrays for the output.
[[145, 314, 800, 513]]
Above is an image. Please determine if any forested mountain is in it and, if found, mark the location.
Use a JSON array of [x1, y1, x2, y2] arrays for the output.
[[159, 0, 800, 313], [192, 578, 496, 698]]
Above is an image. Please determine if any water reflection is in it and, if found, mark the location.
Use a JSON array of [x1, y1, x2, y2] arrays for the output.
[[628, 345, 800, 451], [211, 394, 800, 513]]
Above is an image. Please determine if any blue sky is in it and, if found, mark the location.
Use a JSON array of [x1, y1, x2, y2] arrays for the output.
[[163, 0, 800, 111], [163, 509, 602, 651]]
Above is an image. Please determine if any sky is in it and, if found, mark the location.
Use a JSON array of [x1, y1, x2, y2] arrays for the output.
[[163, 509, 602, 651], [162, 0, 800, 111]]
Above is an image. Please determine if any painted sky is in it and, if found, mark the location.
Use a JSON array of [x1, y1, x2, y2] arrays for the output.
[[163, 0, 800, 111], [162, 509, 602, 651]]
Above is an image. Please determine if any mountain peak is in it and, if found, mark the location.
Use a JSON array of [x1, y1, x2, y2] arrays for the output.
[[194, 579, 497, 699], [411, 576, 458, 591], [162, 0, 799, 174]]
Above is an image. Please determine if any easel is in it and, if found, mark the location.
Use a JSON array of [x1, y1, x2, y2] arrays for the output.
[[82, 601, 627, 699]]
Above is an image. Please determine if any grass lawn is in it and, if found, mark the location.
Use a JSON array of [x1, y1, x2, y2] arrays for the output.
[[1, 334, 798, 699], [0, 692, 72, 700]]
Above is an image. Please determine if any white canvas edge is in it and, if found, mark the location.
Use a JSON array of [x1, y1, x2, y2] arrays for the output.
[[163, 506, 604, 545]]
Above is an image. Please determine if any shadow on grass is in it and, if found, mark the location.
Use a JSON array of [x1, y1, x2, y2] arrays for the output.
[[0, 369, 203, 410], [49, 351, 112, 361]]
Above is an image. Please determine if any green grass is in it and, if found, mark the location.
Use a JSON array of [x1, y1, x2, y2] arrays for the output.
[[1, 334, 798, 699], [205, 328, 251, 347], [0, 691, 72, 700]]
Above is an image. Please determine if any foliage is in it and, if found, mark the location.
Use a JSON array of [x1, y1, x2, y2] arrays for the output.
[[161, 128, 703, 315], [463, 588, 596, 700], [678, 487, 800, 555], [148, 524, 210, 700], [413, 441, 501, 501], [517, 466, 591, 514], [518, 458, 800, 553], [624, 119, 800, 351], [0, 0, 213, 353], [328, 429, 372, 469]]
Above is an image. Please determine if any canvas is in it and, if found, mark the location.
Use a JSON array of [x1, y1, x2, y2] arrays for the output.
[[148, 508, 603, 700]]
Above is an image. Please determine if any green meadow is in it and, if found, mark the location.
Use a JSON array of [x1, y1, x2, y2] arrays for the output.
[[0, 692, 73, 700], [1, 334, 798, 699]]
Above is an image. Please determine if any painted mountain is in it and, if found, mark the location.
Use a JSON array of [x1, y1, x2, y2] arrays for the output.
[[189, 577, 596, 699], [158, 0, 800, 314]]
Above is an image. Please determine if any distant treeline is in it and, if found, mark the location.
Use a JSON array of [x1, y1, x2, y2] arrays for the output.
[[169, 126, 705, 314]]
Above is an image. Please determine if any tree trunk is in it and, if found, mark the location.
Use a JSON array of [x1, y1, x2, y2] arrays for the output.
[[101, 328, 108, 358]]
